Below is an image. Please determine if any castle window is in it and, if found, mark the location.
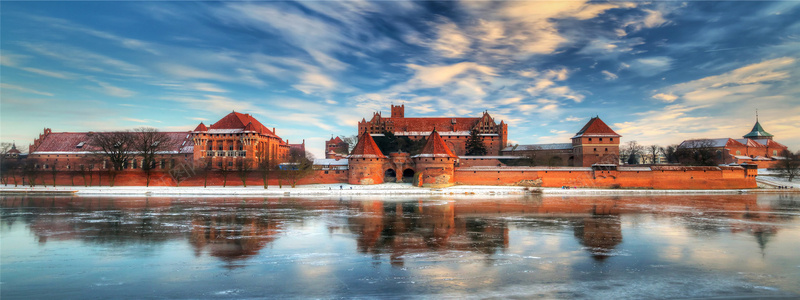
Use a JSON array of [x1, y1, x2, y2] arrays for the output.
[[773, 150, 778, 155], [589, 138, 592, 141], [610, 138, 614, 141], [228, 161, 233, 167], [599, 138, 603, 141], [218, 162, 223, 167], [605, 148, 608, 151]]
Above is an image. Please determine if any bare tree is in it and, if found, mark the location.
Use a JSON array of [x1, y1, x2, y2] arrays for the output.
[[622, 141, 644, 164], [22, 160, 40, 187], [219, 159, 231, 187], [50, 161, 58, 186], [90, 131, 135, 186], [769, 149, 799, 182], [647, 144, 661, 164], [0, 142, 14, 185], [280, 149, 314, 188], [195, 158, 213, 188], [133, 128, 173, 187], [660, 145, 679, 164], [341, 135, 358, 154], [1, 144, 21, 186], [676, 139, 717, 166], [256, 148, 275, 189], [235, 157, 252, 187]]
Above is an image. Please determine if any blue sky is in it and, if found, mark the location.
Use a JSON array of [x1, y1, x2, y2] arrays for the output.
[[2, 1, 799, 157]]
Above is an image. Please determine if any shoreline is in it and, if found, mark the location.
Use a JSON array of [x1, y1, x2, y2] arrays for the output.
[[2, 183, 796, 197]]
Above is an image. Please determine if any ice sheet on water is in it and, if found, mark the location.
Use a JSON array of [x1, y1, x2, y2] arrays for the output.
[[441, 274, 795, 299]]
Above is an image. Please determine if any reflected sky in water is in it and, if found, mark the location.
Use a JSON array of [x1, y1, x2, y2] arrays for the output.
[[2, 194, 800, 299]]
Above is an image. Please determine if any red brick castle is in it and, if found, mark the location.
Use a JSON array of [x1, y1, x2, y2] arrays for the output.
[[358, 105, 508, 156]]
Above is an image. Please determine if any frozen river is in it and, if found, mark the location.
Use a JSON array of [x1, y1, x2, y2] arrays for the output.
[[2, 193, 799, 299]]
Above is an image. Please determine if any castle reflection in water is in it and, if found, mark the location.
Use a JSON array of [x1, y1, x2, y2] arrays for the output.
[[1, 194, 796, 267]]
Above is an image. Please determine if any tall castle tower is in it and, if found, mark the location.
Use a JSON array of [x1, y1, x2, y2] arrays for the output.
[[348, 130, 387, 185], [412, 130, 458, 187]]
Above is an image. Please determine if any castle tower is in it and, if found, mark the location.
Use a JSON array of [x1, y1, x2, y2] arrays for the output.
[[743, 121, 774, 140], [571, 117, 621, 167], [348, 130, 387, 185], [391, 104, 404, 118], [412, 130, 458, 187], [191, 122, 209, 161]]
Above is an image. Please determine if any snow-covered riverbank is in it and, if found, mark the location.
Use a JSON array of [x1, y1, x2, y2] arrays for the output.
[[1, 182, 785, 196]]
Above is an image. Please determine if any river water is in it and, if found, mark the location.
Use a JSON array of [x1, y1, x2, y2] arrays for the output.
[[2, 193, 799, 299]]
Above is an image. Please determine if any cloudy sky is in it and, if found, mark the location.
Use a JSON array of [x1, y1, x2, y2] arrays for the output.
[[2, 1, 799, 157]]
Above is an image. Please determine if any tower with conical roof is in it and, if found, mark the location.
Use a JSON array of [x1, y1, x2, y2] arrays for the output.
[[571, 117, 621, 167], [348, 130, 387, 185], [412, 130, 458, 187], [743, 118, 774, 140]]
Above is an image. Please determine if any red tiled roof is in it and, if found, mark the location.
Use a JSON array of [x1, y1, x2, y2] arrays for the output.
[[572, 117, 620, 138], [31, 131, 194, 153], [735, 138, 766, 148], [331, 136, 343, 143], [417, 130, 457, 158], [349, 131, 385, 158], [193, 123, 208, 132], [210, 112, 276, 137], [757, 139, 788, 149], [387, 117, 481, 132]]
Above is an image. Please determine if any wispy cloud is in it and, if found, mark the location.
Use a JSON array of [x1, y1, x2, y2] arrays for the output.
[[1, 83, 54, 96], [88, 79, 136, 98], [661, 57, 796, 104]]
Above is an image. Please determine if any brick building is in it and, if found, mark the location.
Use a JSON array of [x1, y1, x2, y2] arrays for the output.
[[357, 105, 508, 156], [27, 129, 194, 171], [191, 112, 291, 168], [25, 111, 291, 172], [501, 117, 621, 167], [325, 136, 349, 159], [678, 120, 788, 168]]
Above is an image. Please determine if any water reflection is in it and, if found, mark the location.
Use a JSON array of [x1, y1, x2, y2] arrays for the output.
[[2, 193, 800, 298], [2, 194, 797, 265]]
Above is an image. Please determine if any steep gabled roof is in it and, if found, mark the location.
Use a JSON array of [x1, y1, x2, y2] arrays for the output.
[[331, 136, 344, 143], [349, 130, 385, 159], [572, 117, 620, 138], [743, 121, 773, 139], [415, 130, 457, 158], [193, 122, 208, 132], [209, 112, 277, 137]]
